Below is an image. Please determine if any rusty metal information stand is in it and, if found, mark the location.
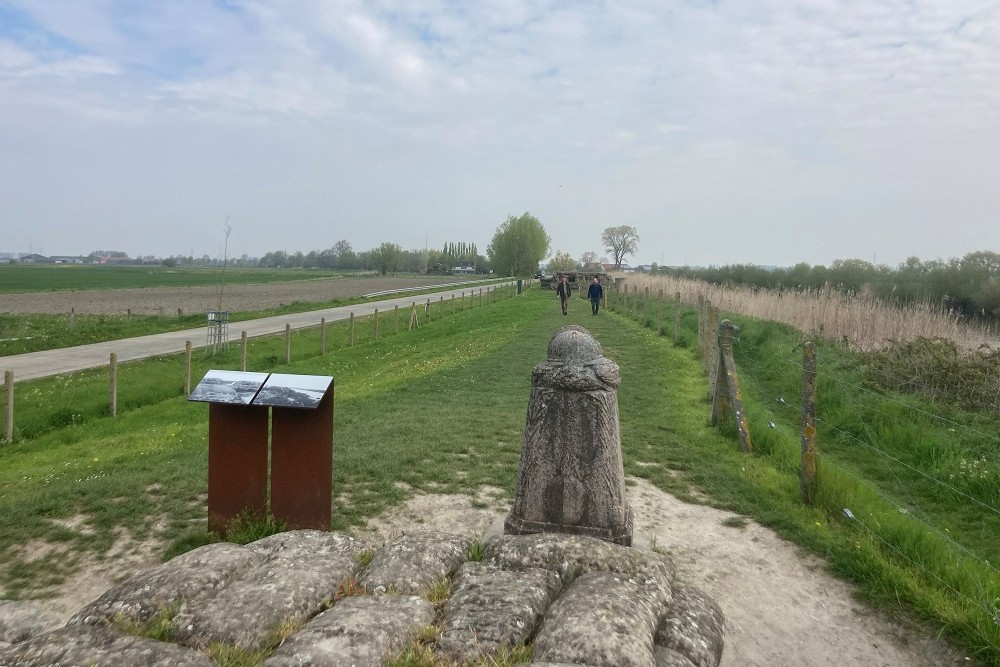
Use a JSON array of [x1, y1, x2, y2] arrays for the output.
[[189, 370, 334, 534]]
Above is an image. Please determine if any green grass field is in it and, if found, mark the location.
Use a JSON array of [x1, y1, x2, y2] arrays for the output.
[[1, 284, 998, 664], [0, 265, 352, 293]]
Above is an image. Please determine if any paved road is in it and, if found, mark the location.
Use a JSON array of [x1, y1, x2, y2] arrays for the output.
[[1, 282, 514, 383]]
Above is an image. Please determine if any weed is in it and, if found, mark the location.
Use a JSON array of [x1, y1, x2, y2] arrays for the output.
[[223, 510, 284, 544], [355, 547, 376, 568], [112, 603, 180, 642], [335, 577, 365, 601], [721, 516, 749, 529], [468, 538, 485, 563], [423, 579, 452, 609]]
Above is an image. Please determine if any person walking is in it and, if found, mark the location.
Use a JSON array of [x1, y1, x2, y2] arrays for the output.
[[556, 276, 571, 315], [587, 277, 604, 315]]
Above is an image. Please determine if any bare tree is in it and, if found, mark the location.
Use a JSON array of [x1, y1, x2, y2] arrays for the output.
[[601, 225, 640, 268], [579, 251, 599, 266]]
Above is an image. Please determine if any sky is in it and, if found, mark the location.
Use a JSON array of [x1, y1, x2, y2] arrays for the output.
[[1, 1, 998, 268]]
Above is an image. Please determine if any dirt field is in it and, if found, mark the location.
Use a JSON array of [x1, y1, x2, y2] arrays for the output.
[[0, 276, 483, 315]]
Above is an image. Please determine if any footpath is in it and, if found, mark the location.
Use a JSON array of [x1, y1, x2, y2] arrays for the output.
[[1, 282, 510, 383]]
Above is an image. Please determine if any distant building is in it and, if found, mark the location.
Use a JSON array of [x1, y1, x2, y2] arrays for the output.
[[601, 263, 633, 272]]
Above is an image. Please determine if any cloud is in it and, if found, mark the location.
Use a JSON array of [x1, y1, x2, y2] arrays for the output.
[[1, 1, 998, 264]]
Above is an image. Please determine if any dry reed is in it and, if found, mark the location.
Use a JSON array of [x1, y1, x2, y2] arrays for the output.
[[619, 274, 997, 351]]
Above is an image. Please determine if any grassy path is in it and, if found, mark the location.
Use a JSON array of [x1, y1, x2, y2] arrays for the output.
[[0, 286, 995, 663]]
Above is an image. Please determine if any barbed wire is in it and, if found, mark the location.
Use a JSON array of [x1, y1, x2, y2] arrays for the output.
[[725, 339, 1000, 514], [826, 461, 1000, 637]]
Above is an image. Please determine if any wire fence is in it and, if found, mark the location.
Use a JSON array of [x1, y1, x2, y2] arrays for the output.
[[1, 281, 529, 443], [604, 279, 1000, 660]]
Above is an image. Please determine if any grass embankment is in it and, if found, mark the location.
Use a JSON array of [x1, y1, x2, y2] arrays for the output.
[[0, 278, 506, 356], [1, 284, 997, 663], [608, 287, 1000, 664]]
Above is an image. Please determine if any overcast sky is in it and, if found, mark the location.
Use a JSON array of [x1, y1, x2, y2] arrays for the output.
[[2, 1, 998, 267]]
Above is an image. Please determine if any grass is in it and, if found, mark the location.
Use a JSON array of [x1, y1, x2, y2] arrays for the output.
[[606, 286, 1000, 664], [1, 282, 998, 663], [0, 278, 508, 356], [0, 265, 357, 293]]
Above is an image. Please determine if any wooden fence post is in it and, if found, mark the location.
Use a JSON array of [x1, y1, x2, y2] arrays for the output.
[[706, 304, 720, 400], [109, 353, 118, 417], [697, 295, 706, 358], [701, 300, 713, 371], [3, 370, 12, 442], [452, 295, 456, 314], [240, 331, 247, 371], [462, 291, 466, 310], [374, 308, 380, 340], [801, 342, 818, 504], [285, 323, 292, 363], [673, 292, 682, 344], [657, 290, 664, 336], [408, 303, 419, 329], [426, 298, 431, 320], [69, 307, 75, 330], [394, 305, 399, 333], [349, 313, 355, 347], [321, 318, 327, 355], [184, 341, 192, 394], [710, 320, 752, 453]]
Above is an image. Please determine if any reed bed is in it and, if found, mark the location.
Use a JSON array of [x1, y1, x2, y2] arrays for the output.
[[619, 274, 997, 351]]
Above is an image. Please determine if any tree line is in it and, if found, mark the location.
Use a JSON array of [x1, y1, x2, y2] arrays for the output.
[[254, 215, 642, 279], [657, 251, 1000, 319], [256, 240, 489, 275]]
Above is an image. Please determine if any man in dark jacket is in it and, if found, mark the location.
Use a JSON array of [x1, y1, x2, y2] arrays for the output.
[[556, 276, 571, 315], [587, 277, 604, 315]]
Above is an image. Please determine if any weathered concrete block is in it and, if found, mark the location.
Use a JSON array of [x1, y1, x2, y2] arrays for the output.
[[0, 624, 213, 666], [263, 595, 434, 666], [438, 562, 561, 661], [655, 584, 725, 667], [0, 601, 62, 644], [505, 326, 633, 545], [358, 532, 472, 595], [654, 646, 699, 667], [484, 533, 675, 588], [532, 570, 672, 667], [174, 531, 368, 650], [68, 542, 262, 627]]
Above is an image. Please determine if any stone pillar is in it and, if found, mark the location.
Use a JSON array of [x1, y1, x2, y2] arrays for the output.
[[505, 325, 633, 546]]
